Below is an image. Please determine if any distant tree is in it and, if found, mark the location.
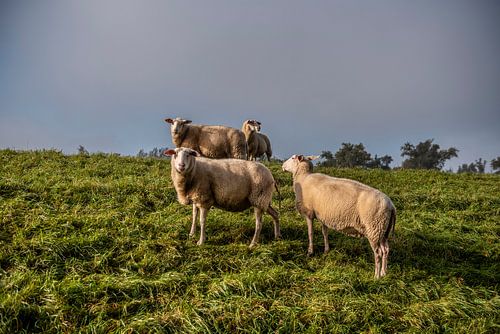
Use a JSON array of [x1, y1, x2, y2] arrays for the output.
[[457, 158, 486, 174], [476, 158, 486, 173], [149, 147, 160, 158], [366, 154, 393, 170], [77, 145, 89, 155], [319, 147, 392, 169], [457, 164, 472, 173], [334, 143, 371, 168], [137, 149, 147, 158], [401, 139, 458, 170], [319, 150, 336, 167], [491, 157, 500, 174], [380, 155, 393, 170], [365, 155, 380, 169]]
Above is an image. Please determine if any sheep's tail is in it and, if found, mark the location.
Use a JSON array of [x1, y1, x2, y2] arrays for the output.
[[274, 181, 282, 212], [384, 207, 396, 240]]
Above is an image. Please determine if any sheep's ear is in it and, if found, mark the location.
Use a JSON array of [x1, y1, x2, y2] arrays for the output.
[[184, 120, 192, 124], [306, 155, 320, 161], [165, 118, 174, 124], [256, 121, 261, 125], [296, 155, 304, 162], [164, 149, 176, 156]]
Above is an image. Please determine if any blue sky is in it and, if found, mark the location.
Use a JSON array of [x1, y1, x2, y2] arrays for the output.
[[1, 0, 499, 170]]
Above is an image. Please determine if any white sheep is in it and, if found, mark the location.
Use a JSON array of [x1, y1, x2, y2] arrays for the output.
[[165, 117, 247, 159], [164, 147, 281, 247], [282, 154, 396, 278], [241, 120, 272, 161]]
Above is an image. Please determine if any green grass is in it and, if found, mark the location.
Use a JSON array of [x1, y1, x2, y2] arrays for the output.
[[0, 149, 499, 333]]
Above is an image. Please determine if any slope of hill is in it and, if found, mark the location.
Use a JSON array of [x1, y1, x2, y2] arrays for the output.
[[1, 150, 499, 333]]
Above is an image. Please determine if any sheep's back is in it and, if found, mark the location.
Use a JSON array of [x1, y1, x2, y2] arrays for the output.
[[299, 174, 392, 236], [197, 126, 246, 158], [199, 158, 274, 211]]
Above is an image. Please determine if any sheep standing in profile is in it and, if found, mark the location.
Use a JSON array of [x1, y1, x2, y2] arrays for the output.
[[241, 120, 272, 161], [164, 147, 281, 247], [282, 154, 396, 278], [165, 117, 247, 159]]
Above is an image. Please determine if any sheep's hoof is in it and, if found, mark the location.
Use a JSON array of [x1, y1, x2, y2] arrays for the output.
[[249, 242, 258, 249], [323, 248, 330, 255], [307, 250, 314, 257], [188, 233, 195, 239], [196, 240, 204, 246]]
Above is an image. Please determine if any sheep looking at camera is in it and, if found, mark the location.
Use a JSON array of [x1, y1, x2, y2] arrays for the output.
[[282, 154, 396, 279], [241, 119, 272, 161], [165, 117, 247, 159], [165, 147, 281, 247]]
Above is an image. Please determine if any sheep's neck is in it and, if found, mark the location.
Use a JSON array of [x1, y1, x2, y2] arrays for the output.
[[172, 126, 189, 147], [172, 166, 196, 204], [292, 166, 311, 184], [242, 126, 255, 141]]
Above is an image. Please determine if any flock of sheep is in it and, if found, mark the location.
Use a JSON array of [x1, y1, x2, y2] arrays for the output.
[[164, 117, 396, 279]]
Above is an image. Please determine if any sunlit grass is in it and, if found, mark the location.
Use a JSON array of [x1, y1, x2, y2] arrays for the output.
[[0, 149, 499, 333]]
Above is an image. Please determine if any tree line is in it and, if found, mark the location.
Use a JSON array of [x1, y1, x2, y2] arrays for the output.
[[128, 139, 499, 174], [136, 147, 169, 159], [318, 139, 500, 174]]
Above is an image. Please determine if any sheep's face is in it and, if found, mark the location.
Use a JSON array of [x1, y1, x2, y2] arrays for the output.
[[245, 120, 261, 133], [282, 155, 319, 174], [282, 155, 301, 173], [165, 117, 192, 137], [164, 147, 199, 174]]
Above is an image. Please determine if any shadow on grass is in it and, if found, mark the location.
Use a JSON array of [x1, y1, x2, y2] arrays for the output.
[[198, 221, 499, 287], [389, 231, 499, 287]]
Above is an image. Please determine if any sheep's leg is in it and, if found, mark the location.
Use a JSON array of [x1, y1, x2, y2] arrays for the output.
[[250, 207, 263, 248], [321, 223, 330, 254], [370, 241, 383, 279], [306, 216, 314, 256], [380, 239, 389, 277], [267, 206, 281, 240], [197, 207, 208, 246], [189, 204, 198, 238]]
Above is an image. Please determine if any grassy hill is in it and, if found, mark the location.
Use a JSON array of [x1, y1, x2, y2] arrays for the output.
[[0, 149, 499, 333]]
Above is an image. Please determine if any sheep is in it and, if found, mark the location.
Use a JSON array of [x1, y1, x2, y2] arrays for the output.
[[241, 120, 273, 161], [164, 147, 281, 247], [282, 154, 396, 279], [254, 122, 272, 158], [165, 117, 247, 159]]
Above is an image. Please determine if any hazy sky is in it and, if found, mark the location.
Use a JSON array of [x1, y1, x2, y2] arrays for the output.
[[1, 0, 499, 170]]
